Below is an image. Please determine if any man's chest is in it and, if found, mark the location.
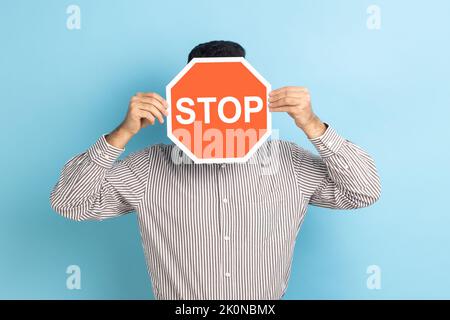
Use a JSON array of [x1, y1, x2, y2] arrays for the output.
[[141, 161, 306, 242]]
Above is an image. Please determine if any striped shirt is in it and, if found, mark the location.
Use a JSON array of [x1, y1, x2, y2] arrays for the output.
[[50, 125, 381, 299]]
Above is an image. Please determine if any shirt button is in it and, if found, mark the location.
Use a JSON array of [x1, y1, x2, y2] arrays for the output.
[[224, 235, 230, 241], [225, 272, 231, 278], [223, 198, 228, 203], [221, 164, 226, 168], [104, 154, 110, 160]]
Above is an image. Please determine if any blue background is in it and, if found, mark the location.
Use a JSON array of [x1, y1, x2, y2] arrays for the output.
[[1, 0, 449, 299]]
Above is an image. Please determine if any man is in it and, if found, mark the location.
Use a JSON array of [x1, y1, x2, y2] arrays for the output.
[[50, 40, 381, 299]]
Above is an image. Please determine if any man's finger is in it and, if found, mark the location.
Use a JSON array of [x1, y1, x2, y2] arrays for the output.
[[149, 105, 165, 124], [137, 104, 165, 123], [133, 96, 168, 109], [136, 92, 167, 107], [268, 97, 300, 108], [137, 109, 155, 125], [268, 106, 296, 113], [269, 91, 307, 103], [135, 102, 169, 117], [134, 97, 168, 112]]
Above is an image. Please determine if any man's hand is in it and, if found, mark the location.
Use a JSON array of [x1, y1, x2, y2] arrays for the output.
[[106, 92, 168, 149], [269, 86, 326, 139]]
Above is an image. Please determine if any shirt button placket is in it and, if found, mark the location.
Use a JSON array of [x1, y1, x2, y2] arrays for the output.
[[217, 163, 231, 298]]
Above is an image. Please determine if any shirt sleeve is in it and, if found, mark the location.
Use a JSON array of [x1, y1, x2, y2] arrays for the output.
[[291, 125, 381, 209], [50, 135, 150, 221]]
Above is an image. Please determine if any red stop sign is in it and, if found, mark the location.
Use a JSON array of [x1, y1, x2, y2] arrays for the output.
[[166, 57, 271, 163]]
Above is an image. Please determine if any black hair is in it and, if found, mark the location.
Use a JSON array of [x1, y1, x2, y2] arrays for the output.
[[188, 40, 246, 63]]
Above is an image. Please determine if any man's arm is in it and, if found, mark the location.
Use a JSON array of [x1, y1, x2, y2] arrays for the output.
[[50, 137, 150, 220], [291, 126, 381, 209], [269, 86, 381, 209], [50, 92, 168, 221]]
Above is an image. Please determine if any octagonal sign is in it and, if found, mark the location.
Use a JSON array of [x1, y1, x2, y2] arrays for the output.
[[166, 57, 271, 163]]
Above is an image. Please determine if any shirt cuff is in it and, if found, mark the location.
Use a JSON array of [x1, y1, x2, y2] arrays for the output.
[[309, 124, 346, 158], [87, 135, 124, 168]]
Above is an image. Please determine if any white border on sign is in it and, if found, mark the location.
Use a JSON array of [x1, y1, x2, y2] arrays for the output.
[[166, 57, 272, 164]]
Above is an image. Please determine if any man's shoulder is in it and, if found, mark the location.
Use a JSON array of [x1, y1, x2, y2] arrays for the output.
[[141, 143, 177, 162], [258, 138, 301, 154], [117, 143, 174, 171], [125, 143, 174, 159]]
